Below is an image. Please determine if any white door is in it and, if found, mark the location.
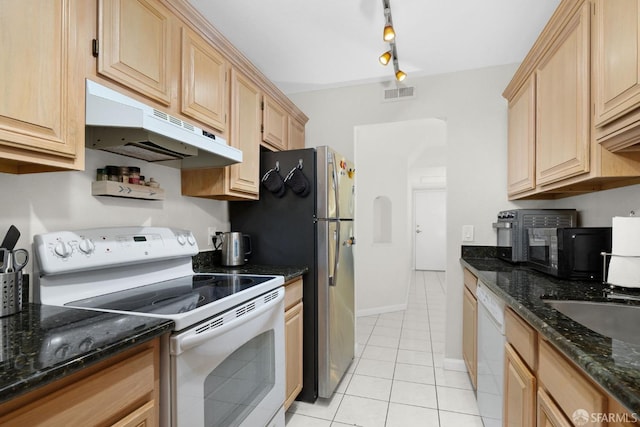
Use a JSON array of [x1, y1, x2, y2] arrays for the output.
[[414, 189, 446, 270]]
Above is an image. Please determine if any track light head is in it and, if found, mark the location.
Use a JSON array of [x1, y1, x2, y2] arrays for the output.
[[383, 25, 395, 42], [379, 51, 392, 66], [395, 69, 406, 82]]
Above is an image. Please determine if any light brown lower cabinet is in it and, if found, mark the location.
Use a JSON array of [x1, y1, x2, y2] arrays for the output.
[[284, 277, 304, 410], [462, 285, 477, 389], [538, 388, 573, 427], [0, 338, 160, 426], [504, 343, 536, 427], [461, 268, 478, 389], [504, 307, 639, 427]]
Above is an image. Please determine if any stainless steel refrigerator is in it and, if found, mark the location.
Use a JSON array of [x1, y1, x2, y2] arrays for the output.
[[229, 146, 355, 402]]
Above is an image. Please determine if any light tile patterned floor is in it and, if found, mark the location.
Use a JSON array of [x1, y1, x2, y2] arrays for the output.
[[285, 270, 483, 427]]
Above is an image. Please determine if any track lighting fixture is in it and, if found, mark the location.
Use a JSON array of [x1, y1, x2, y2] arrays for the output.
[[379, 0, 406, 82]]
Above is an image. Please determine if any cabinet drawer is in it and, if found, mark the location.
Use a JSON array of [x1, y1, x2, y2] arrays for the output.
[[284, 277, 303, 310], [0, 346, 156, 425], [538, 338, 606, 425], [463, 268, 478, 296], [505, 308, 537, 370]]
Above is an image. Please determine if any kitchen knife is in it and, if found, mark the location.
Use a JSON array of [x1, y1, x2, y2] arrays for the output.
[[0, 225, 20, 251]]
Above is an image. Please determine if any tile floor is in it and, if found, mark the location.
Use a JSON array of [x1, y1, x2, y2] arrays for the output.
[[285, 270, 483, 427]]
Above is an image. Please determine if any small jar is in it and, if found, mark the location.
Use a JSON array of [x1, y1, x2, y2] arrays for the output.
[[147, 177, 159, 188], [96, 168, 107, 181], [105, 166, 119, 182], [117, 166, 129, 183], [138, 175, 146, 186], [128, 167, 141, 185]]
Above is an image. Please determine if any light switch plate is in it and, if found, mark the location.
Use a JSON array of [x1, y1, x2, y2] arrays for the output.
[[462, 225, 474, 242]]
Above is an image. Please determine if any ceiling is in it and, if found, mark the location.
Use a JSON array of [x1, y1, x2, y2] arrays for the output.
[[187, 0, 561, 95]]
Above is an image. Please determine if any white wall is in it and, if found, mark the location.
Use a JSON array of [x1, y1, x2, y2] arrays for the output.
[[353, 118, 446, 316], [0, 149, 230, 275], [290, 64, 521, 364]]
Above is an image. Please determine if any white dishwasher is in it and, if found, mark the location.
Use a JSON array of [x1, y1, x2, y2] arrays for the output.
[[476, 280, 506, 427]]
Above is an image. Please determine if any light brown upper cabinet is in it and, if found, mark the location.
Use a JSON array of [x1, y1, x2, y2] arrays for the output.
[[262, 96, 288, 151], [503, 0, 640, 199], [535, 1, 591, 186], [507, 76, 536, 196], [181, 26, 227, 132], [98, 0, 172, 105], [593, 0, 640, 151], [288, 116, 306, 150], [181, 68, 261, 200], [0, 0, 84, 173]]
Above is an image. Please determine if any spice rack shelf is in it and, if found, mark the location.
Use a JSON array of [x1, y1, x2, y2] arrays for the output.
[[91, 181, 165, 200]]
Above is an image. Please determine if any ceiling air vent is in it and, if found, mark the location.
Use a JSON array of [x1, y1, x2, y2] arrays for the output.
[[382, 86, 416, 102]]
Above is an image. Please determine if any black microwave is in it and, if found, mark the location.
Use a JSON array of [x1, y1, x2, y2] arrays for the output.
[[526, 227, 612, 280]]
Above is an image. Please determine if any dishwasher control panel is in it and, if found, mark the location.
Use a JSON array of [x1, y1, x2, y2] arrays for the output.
[[476, 281, 505, 330]]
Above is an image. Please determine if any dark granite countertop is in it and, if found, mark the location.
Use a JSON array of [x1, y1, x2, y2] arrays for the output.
[[461, 255, 640, 414], [193, 251, 308, 282], [0, 303, 173, 405]]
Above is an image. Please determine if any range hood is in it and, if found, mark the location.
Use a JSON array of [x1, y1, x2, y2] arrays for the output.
[[85, 80, 242, 167]]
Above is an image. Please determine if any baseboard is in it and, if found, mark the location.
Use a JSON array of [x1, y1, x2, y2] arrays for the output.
[[443, 357, 468, 372], [356, 303, 407, 318]]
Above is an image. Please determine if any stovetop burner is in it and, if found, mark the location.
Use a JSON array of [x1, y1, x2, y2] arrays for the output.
[[66, 274, 274, 316]]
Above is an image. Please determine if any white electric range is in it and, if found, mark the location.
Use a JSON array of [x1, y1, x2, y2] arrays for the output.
[[33, 226, 285, 427]]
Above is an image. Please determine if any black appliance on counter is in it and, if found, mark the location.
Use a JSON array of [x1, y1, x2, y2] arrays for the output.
[[527, 227, 612, 280], [493, 209, 577, 263]]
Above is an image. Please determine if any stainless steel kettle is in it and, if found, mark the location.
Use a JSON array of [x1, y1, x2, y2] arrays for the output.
[[214, 232, 252, 266]]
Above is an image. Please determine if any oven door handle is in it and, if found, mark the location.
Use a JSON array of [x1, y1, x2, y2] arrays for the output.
[[173, 290, 284, 354]]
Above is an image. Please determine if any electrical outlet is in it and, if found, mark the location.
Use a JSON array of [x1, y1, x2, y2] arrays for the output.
[[462, 225, 474, 242], [207, 227, 217, 247]]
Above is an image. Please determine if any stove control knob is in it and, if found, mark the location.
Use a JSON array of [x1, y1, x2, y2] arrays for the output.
[[54, 241, 73, 258], [55, 344, 70, 360], [177, 234, 186, 246], [187, 234, 196, 246], [78, 239, 95, 255], [78, 337, 95, 352]]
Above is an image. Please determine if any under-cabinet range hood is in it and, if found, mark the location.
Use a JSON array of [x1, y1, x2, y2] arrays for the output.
[[85, 80, 242, 166]]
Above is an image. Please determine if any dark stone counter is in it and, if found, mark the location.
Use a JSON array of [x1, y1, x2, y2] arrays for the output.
[[0, 304, 172, 405], [193, 250, 308, 282], [461, 255, 640, 414]]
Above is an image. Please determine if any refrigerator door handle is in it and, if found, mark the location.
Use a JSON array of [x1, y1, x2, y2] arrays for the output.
[[329, 151, 340, 219], [330, 221, 341, 287]]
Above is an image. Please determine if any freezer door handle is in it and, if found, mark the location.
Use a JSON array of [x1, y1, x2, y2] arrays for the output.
[[329, 151, 340, 219]]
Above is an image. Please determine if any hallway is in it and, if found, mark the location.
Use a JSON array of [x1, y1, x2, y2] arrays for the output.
[[285, 270, 482, 426]]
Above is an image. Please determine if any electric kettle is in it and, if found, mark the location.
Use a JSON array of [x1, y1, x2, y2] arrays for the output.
[[214, 232, 252, 266]]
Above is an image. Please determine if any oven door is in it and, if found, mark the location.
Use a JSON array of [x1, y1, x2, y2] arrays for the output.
[[169, 287, 285, 427]]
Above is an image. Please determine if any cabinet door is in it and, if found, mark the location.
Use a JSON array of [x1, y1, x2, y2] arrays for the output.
[[0, 0, 82, 171], [288, 117, 306, 150], [535, 2, 590, 186], [98, 0, 172, 105], [504, 344, 536, 427], [537, 389, 573, 427], [462, 286, 477, 389], [284, 301, 303, 410], [593, 0, 640, 128], [181, 26, 227, 132], [507, 76, 536, 196], [228, 69, 261, 196], [262, 96, 287, 151]]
